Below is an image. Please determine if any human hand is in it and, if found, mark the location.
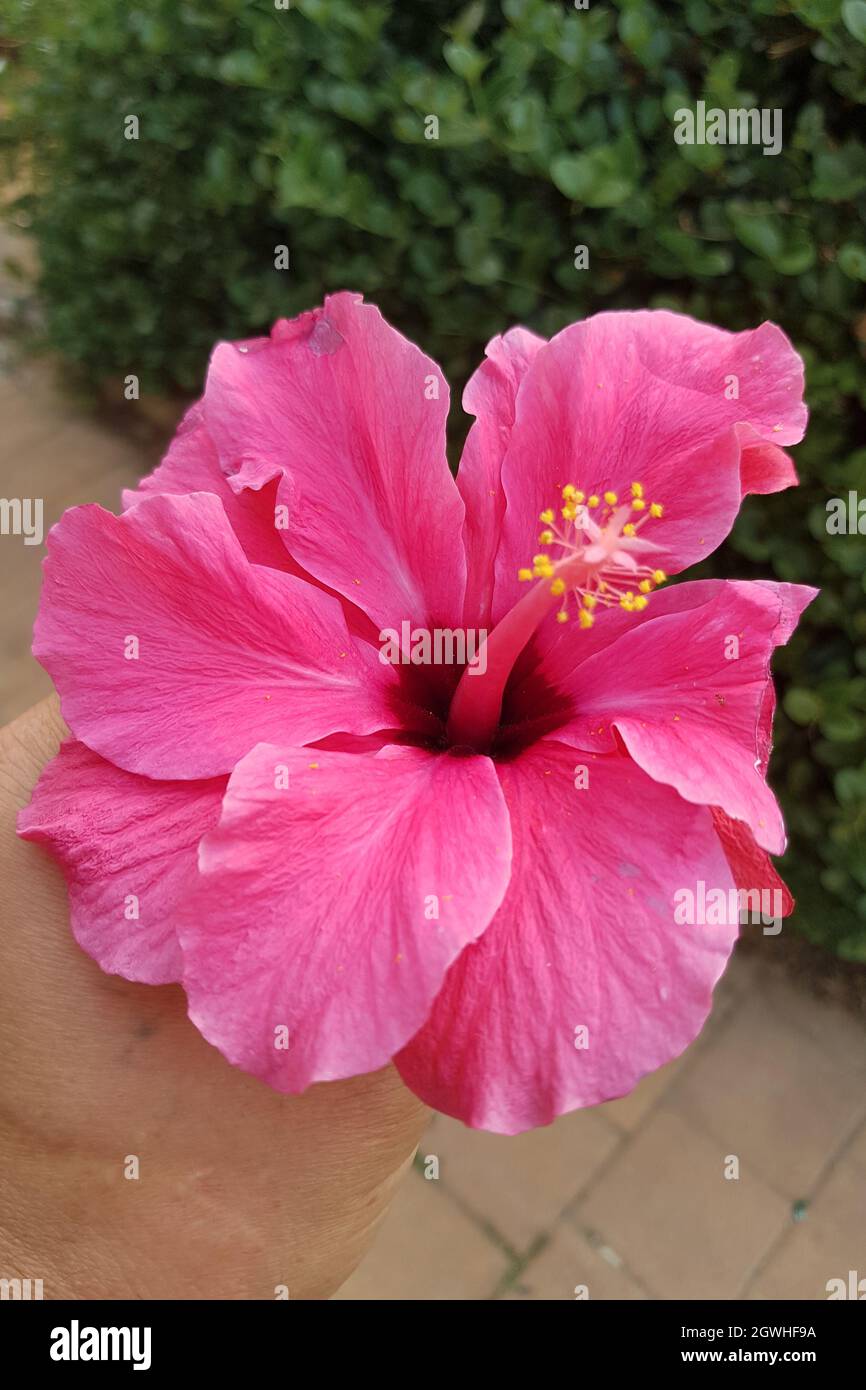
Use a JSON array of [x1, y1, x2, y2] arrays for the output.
[[0, 698, 428, 1300]]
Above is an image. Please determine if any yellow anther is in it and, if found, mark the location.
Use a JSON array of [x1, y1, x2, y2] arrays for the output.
[[652, 569, 667, 584], [583, 593, 598, 610], [587, 495, 600, 508], [561, 505, 577, 521], [620, 593, 636, 611], [562, 484, 577, 500], [623, 522, 636, 537], [533, 561, 554, 579], [603, 491, 618, 505], [631, 482, 644, 498], [638, 579, 653, 593], [532, 554, 548, 567], [539, 509, 555, 524], [556, 610, 569, 623], [550, 578, 566, 596], [538, 529, 554, 545], [518, 568, 534, 582], [578, 609, 594, 629], [634, 595, 649, 611], [650, 502, 663, 518], [632, 498, 646, 511]]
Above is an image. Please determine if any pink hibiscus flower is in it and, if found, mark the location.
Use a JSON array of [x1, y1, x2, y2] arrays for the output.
[[19, 293, 816, 1134]]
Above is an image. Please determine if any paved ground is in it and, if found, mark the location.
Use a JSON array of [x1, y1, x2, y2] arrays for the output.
[[338, 949, 866, 1299], [2, 352, 864, 1301]]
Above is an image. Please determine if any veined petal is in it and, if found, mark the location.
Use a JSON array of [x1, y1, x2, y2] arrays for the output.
[[178, 743, 512, 1090], [35, 491, 418, 780], [18, 740, 224, 984], [122, 402, 293, 572], [122, 402, 380, 644], [458, 327, 545, 629], [397, 742, 737, 1133], [203, 292, 467, 633], [491, 310, 806, 622], [525, 579, 817, 853], [712, 809, 794, 919]]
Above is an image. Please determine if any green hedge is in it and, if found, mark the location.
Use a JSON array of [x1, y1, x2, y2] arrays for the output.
[[2, 0, 865, 955]]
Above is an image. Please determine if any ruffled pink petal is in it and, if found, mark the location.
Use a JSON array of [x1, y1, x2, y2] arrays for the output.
[[623, 311, 806, 444], [735, 422, 798, 496], [203, 292, 467, 632], [35, 491, 418, 780], [458, 327, 545, 629], [491, 310, 807, 622], [711, 808, 794, 919], [18, 740, 224, 983], [122, 402, 292, 571], [396, 741, 737, 1134], [178, 744, 512, 1090], [123, 403, 380, 645], [526, 579, 817, 854]]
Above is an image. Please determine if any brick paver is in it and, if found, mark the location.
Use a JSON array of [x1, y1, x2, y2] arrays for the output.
[[504, 1221, 648, 1301], [666, 987, 866, 1198], [333, 1166, 511, 1300], [423, 1106, 620, 1253], [746, 1128, 866, 1300], [574, 1106, 790, 1300]]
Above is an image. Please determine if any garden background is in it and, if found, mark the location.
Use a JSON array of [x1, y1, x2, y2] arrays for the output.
[[1, 0, 865, 1302]]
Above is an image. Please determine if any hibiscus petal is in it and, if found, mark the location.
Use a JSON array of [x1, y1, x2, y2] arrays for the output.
[[18, 740, 224, 983], [624, 311, 806, 446], [711, 808, 794, 919], [532, 579, 817, 854], [123, 403, 380, 644], [178, 744, 512, 1090], [735, 422, 798, 496], [491, 310, 806, 621], [396, 742, 737, 1134], [122, 402, 293, 571], [35, 491, 418, 780], [458, 327, 545, 628], [203, 292, 467, 632]]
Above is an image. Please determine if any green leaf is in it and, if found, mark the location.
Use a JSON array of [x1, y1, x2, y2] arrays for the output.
[[842, 0, 866, 43], [550, 145, 633, 207], [443, 41, 487, 84], [811, 145, 866, 202], [784, 688, 823, 724], [838, 242, 866, 281], [728, 205, 783, 261], [215, 50, 270, 87]]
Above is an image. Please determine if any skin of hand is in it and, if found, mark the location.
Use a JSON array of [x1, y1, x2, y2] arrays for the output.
[[0, 697, 429, 1300]]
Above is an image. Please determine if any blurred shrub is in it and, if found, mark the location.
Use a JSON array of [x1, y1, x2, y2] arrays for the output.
[[2, 0, 865, 955]]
